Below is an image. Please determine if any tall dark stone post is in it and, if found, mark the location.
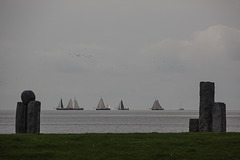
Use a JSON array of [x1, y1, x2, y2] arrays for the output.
[[212, 102, 226, 132], [15, 102, 27, 133], [27, 101, 41, 134], [199, 82, 215, 132], [189, 119, 199, 132]]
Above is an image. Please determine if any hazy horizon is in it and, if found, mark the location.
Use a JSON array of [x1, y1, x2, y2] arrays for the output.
[[1, 0, 240, 110]]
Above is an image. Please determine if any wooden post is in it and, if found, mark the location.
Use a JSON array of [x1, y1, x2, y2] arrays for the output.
[[27, 101, 41, 134], [199, 82, 214, 132], [15, 102, 27, 133]]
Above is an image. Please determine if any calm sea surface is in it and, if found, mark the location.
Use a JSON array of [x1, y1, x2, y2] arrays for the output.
[[0, 110, 239, 134]]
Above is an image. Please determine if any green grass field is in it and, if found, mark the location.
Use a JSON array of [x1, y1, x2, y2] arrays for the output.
[[0, 133, 240, 160]]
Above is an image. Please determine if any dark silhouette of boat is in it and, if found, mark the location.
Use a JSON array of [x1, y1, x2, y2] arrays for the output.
[[151, 99, 164, 110], [117, 100, 129, 110]]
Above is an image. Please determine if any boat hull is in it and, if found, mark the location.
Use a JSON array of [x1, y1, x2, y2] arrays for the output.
[[151, 108, 164, 110], [56, 108, 84, 110], [96, 108, 110, 110], [118, 108, 130, 110]]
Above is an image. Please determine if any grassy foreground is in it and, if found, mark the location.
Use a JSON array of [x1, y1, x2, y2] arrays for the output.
[[0, 133, 240, 160]]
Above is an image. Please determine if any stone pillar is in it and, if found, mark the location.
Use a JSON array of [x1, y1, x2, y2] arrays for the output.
[[189, 119, 199, 132], [27, 101, 41, 134], [199, 82, 214, 132], [15, 102, 27, 133], [212, 102, 226, 132], [15, 90, 41, 134]]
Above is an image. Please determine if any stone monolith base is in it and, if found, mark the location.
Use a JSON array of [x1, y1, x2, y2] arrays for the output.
[[212, 102, 226, 132]]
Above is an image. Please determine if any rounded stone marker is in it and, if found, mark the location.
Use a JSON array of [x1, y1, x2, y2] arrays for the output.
[[21, 90, 36, 105]]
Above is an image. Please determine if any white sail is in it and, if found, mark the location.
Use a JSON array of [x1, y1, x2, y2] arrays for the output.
[[74, 97, 80, 109], [57, 101, 61, 108], [152, 99, 163, 110], [66, 98, 73, 109], [117, 102, 121, 110], [97, 98, 106, 109]]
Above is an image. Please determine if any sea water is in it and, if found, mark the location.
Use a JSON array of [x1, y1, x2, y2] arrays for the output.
[[0, 110, 239, 134]]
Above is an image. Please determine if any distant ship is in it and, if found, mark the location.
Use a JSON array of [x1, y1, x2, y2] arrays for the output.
[[56, 98, 84, 110], [117, 100, 129, 110], [178, 108, 184, 111], [96, 98, 110, 110], [151, 99, 164, 110]]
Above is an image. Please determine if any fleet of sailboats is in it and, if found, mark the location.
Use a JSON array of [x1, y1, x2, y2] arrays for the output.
[[56, 98, 84, 110], [56, 97, 170, 110]]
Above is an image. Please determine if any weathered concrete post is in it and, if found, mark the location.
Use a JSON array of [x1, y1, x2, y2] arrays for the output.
[[15, 102, 27, 133], [199, 82, 215, 132], [212, 102, 226, 132], [27, 101, 41, 133], [189, 119, 199, 132], [15, 90, 40, 134]]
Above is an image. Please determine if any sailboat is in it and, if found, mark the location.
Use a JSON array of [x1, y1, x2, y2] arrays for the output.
[[96, 98, 110, 110], [56, 98, 84, 110], [117, 100, 129, 110], [56, 98, 65, 110], [151, 99, 164, 110]]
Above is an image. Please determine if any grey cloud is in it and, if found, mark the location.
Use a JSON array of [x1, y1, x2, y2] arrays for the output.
[[141, 25, 240, 67]]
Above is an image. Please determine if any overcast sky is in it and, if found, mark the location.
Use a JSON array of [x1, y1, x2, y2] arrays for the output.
[[1, 0, 240, 110]]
